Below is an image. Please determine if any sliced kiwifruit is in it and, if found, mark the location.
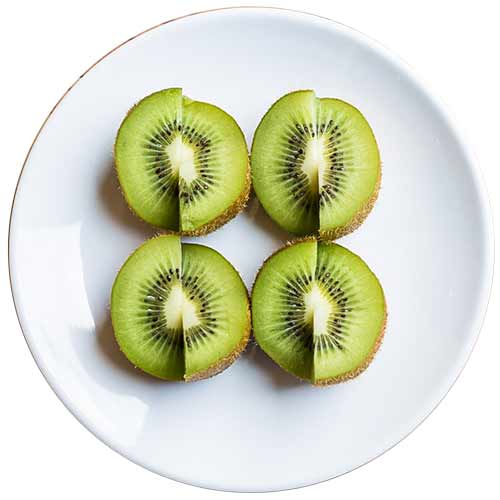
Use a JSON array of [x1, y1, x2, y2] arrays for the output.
[[111, 235, 185, 379], [252, 238, 386, 385], [251, 239, 317, 380], [114, 88, 249, 235], [251, 90, 380, 238], [111, 235, 250, 381]]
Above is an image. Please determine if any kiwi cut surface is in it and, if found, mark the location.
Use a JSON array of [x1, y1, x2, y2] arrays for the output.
[[252, 238, 386, 385], [251, 90, 380, 238], [115, 88, 250, 235], [111, 235, 250, 381]]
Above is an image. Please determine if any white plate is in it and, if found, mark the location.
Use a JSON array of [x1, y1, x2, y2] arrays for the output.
[[9, 7, 493, 493]]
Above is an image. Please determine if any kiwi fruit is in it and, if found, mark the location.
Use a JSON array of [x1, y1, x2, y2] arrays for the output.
[[251, 90, 380, 239], [111, 235, 250, 381], [114, 88, 250, 235], [252, 238, 386, 385]]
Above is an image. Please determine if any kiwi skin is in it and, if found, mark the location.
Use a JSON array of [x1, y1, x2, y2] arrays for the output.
[[111, 235, 252, 382], [113, 101, 251, 237], [251, 237, 387, 386]]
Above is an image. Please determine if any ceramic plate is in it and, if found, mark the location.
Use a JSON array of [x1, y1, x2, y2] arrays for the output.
[[9, 7, 493, 492]]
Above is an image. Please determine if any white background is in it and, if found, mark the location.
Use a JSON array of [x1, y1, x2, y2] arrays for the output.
[[1, 0, 498, 498]]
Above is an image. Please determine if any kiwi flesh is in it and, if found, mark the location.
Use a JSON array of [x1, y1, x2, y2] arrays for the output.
[[251, 90, 380, 238], [251, 238, 386, 385], [111, 235, 250, 381], [114, 88, 250, 235]]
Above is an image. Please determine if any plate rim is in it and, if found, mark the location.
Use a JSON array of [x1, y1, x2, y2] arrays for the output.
[[8, 6, 495, 493]]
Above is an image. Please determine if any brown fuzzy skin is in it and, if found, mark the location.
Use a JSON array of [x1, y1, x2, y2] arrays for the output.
[[185, 304, 252, 382], [251, 237, 387, 386], [319, 168, 382, 241]]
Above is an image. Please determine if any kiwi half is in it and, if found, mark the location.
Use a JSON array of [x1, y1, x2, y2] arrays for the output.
[[251, 90, 380, 238], [252, 238, 386, 385], [111, 235, 250, 381], [115, 88, 250, 235]]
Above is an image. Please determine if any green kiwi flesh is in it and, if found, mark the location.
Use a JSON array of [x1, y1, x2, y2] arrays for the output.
[[111, 235, 250, 381], [251, 90, 380, 238], [252, 239, 386, 385], [114, 88, 249, 234]]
